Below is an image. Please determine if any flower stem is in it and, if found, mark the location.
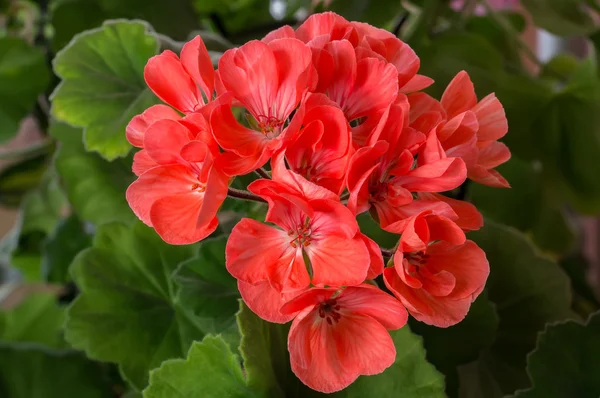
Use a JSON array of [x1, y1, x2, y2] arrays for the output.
[[254, 167, 271, 179], [227, 187, 267, 203], [381, 248, 394, 258]]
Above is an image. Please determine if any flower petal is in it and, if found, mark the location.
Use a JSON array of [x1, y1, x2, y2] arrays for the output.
[[132, 149, 158, 176], [126, 164, 198, 226], [440, 70, 477, 119], [472, 93, 508, 142], [144, 119, 191, 165], [180, 35, 215, 101], [337, 285, 408, 330], [238, 280, 302, 324], [144, 51, 203, 113], [307, 234, 369, 287], [126, 104, 181, 147]]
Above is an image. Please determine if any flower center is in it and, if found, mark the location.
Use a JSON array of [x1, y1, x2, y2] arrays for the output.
[[318, 299, 342, 325], [368, 181, 388, 202], [256, 115, 284, 138], [405, 251, 429, 275], [288, 219, 312, 248], [191, 182, 206, 193]]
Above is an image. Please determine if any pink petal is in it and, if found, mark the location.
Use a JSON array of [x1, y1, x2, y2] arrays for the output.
[[418, 192, 483, 231], [468, 165, 511, 188], [476, 141, 511, 169]]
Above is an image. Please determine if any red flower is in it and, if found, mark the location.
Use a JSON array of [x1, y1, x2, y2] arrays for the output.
[[274, 93, 352, 194], [347, 100, 466, 227], [280, 284, 408, 393], [226, 180, 370, 293], [411, 71, 511, 187], [210, 38, 313, 176], [126, 119, 228, 244], [144, 36, 215, 114], [383, 211, 489, 327]]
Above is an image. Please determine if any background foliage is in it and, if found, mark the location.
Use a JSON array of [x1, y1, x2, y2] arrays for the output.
[[0, 0, 599, 396]]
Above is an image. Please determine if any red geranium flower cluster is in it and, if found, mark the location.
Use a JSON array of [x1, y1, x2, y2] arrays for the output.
[[126, 12, 509, 393]]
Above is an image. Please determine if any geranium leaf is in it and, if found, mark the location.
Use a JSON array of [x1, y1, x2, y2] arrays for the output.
[[51, 20, 159, 160]]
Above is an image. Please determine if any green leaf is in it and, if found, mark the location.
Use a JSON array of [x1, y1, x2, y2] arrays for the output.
[[20, 174, 67, 236], [416, 32, 505, 99], [51, 20, 159, 160], [521, 0, 596, 36], [332, 326, 446, 397], [470, 157, 576, 255], [0, 346, 114, 398], [65, 222, 211, 390], [496, 74, 554, 161], [0, 36, 50, 143], [0, 292, 65, 348], [0, 152, 52, 208], [469, 222, 573, 394], [173, 236, 240, 344], [50, 121, 135, 225], [465, 12, 526, 67], [410, 294, 499, 394], [143, 336, 261, 398], [41, 214, 92, 284], [512, 311, 600, 397]]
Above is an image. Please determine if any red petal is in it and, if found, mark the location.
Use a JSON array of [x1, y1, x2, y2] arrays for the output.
[[126, 104, 180, 147], [132, 149, 158, 176], [343, 57, 398, 121], [307, 234, 369, 287], [417, 192, 483, 231], [400, 74, 434, 93], [126, 164, 198, 226], [441, 71, 477, 119], [238, 280, 302, 324], [426, 240, 489, 300], [150, 192, 217, 244], [210, 104, 267, 157], [226, 218, 294, 285], [360, 234, 384, 279], [144, 119, 192, 165], [180, 35, 215, 101], [144, 51, 203, 113], [262, 25, 296, 43], [472, 93, 508, 142], [337, 285, 408, 330], [268, 38, 313, 119], [476, 141, 511, 169], [468, 165, 511, 188], [218, 41, 278, 118], [384, 267, 472, 327]]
